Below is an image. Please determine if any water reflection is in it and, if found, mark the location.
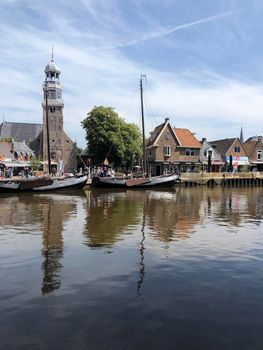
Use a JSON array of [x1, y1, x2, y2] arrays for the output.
[[136, 198, 146, 297], [1, 188, 263, 349], [80, 187, 263, 248], [0, 193, 79, 294], [84, 189, 142, 247]]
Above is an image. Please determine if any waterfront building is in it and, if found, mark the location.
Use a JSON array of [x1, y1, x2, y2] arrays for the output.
[[0, 139, 34, 175], [199, 138, 223, 172], [0, 53, 77, 173], [145, 118, 201, 175], [243, 136, 263, 171], [173, 127, 201, 172], [209, 138, 249, 172]]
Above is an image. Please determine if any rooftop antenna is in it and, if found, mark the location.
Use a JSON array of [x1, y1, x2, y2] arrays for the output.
[[2, 111, 4, 123]]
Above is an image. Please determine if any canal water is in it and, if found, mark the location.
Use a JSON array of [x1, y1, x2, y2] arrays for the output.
[[0, 187, 263, 350]]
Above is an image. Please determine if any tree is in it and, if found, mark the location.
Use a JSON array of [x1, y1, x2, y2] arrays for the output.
[[82, 106, 142, 168], [30, 158, 43, 171]]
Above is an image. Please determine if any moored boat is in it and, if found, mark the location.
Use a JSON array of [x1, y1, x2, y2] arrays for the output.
[[32, 175, 88, 191], [0, 177, 53, 193], [91, 176, 126, 188]]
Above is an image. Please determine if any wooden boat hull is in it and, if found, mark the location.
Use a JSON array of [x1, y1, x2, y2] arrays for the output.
[[91, 174, 180, 189], [0, 178, 53, 193], [92, 177, 126, 188], [32, 175, 88, 191], [125, 173, 180, 188]]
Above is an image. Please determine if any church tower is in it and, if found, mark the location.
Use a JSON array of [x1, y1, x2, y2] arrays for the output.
[[42, 50, 77, 173]]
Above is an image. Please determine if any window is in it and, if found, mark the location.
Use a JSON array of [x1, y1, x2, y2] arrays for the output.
[[257, 150, 262, 160], [164, 146, 171, 156], [149, 149, 152, 157], [186, 149, 195, 156], [49, 90, 56, 99], [208, 150, 213, 157], [234, 146, 240, 153]]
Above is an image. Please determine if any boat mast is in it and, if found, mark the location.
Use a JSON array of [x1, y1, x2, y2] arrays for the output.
[[140, 75, 147, 175], [44, 82, 52, 175]]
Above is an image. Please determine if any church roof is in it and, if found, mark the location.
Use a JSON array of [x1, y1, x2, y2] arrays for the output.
[[0, 121, 42, 145]]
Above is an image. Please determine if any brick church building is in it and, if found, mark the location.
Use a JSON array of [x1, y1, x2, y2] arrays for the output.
[[0, 53, 77, 173]]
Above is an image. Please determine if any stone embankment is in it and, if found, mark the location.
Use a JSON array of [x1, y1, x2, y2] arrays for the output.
[[181, 172, 263, 187]]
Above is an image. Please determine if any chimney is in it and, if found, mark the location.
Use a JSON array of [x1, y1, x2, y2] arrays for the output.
[[165, 117, 169, 123]]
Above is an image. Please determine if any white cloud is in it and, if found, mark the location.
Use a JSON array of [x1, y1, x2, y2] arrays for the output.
[[0, 1, 262, 148]]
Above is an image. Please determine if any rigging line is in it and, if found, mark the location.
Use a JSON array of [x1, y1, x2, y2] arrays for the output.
[[73, 143, 86, 167], [12, 96, 39, 142], [143, 94, 160, 132]]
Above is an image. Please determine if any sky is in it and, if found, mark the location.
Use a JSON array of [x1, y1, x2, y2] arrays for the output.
[[1, 0, 263, 147]]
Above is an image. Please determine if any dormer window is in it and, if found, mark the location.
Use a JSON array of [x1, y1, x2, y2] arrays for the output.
[[186, 149, 195, 156], [257, 150, 262, 160]]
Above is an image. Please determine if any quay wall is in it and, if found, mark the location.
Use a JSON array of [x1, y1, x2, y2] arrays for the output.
[[181, 172, 263, 187]]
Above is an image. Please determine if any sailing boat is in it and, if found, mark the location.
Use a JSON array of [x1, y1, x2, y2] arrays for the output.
[[92, 76, 180, 188]]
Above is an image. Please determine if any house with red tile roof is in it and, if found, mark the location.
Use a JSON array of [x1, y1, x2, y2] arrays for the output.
[[173, 128, 201, 172], [145, 118, 201, 175]]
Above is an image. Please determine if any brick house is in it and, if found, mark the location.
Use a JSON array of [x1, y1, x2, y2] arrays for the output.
[[173, 128, 201, 172], [243, 136, 263, 171], [145, 118, 201, 175], [146, 118, 179, 176], [210, 138, 249, 172]]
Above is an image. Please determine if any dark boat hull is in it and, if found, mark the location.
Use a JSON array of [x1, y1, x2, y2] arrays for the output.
[[0, 176, 87, 193], [0, 178, 53, 193], [92, 177, 126, 188], [32, 175, 88, 191]]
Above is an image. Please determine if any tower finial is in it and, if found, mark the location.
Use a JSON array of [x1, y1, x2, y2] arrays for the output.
[[51, 45, 54, 62]]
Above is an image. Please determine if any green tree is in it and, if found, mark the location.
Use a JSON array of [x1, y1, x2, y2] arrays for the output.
[[81, 106, 142, 168], [30, 158, 43, 171]]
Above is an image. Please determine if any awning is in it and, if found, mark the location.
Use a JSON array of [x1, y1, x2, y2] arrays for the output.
[[2, 161, 32, 167]]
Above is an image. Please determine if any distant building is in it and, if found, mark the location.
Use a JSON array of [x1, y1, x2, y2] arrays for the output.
[[0, 53, 77, 173], [0, 140, 34, 175], [199, 138, 223, 172], [243, 136, 263, 171], [209, 137, 249, 171]]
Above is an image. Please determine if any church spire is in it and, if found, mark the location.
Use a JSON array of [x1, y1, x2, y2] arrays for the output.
[[240, 125, 244, 143]]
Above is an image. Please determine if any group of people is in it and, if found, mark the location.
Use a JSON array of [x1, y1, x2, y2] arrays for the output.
[[0, 166, 33, 179], [88, 166, 115, 178]]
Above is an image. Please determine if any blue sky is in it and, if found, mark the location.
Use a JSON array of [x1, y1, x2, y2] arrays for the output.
[[1, 0, 263, 147]]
